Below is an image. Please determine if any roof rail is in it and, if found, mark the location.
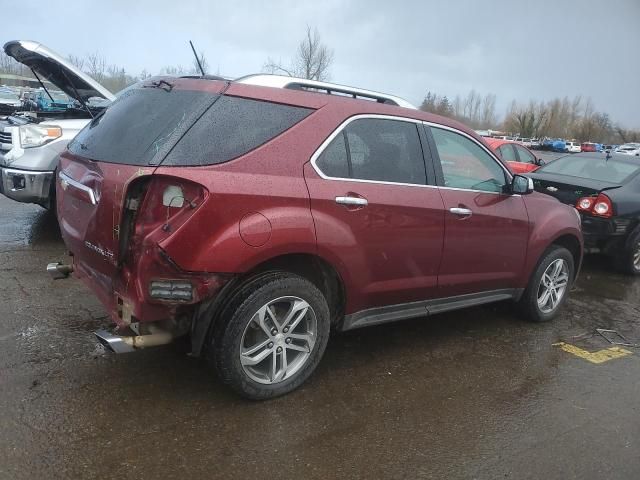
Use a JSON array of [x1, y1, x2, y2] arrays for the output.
[[235, 74, 417, 109]]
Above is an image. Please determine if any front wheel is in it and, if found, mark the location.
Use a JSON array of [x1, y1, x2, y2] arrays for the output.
[[209, 272, 330, 400], [518, 246, 575, 322]]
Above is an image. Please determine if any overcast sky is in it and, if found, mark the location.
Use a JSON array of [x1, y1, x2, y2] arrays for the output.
[[4, 0, 639, 127]]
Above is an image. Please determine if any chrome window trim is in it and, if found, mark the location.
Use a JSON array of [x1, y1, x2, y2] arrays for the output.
[[424, 121, 514, 181], [309, 114, 514, 195]]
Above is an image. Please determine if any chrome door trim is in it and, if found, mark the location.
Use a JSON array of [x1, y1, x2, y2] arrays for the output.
[[308, 113, 514, 195], [335, 196, 368, 206], [59, 170, 98, 205], [449, 207, 472, 216]]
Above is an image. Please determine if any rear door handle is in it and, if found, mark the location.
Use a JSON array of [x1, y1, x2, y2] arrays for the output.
[[449, 207, 472, 217], [336, 196, 368, 207]]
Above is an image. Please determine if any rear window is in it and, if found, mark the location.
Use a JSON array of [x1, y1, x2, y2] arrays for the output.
[[69, 87, 219, 166], [538, 156, 640, 183], [162, 96, 312, 166]]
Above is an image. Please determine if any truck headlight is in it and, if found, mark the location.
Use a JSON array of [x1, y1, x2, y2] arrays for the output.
[[18, 124, 62, 148]]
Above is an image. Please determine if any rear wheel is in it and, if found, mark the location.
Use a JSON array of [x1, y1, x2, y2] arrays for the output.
[[518, 246, 574, 322], [209, 272, 330, 400], [614, 232, 640, 276]]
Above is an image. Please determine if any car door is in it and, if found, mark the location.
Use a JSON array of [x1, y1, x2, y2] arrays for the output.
[[513, 144, 538, 171], [304, 116, 445, 314], [426, 125, 530, 297]]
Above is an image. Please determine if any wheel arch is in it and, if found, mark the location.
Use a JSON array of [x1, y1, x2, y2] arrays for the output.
[[550, 233, 582, 280], [190, 252, 346, 357]]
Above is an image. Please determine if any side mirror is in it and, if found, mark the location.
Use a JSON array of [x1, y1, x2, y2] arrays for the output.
[[511, 174, 534, 194], [535, 158, 546, 166]]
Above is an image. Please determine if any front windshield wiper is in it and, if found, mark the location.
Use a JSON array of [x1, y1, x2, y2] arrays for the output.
[[143, 80, 174, 92]]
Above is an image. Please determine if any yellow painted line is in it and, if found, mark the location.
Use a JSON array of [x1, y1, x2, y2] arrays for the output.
[[553, 342, 632, 364]]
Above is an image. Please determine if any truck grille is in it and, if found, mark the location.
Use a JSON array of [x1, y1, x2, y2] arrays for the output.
[[0, 129, 14, 150]]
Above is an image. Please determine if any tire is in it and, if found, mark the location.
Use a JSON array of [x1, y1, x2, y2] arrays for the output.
[[614, 231, 640, 276], [518, 246, 575, 322], [209, 272, 330, 400]]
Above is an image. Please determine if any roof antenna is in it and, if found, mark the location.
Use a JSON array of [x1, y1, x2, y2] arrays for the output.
[[189, 40, 205, 77]]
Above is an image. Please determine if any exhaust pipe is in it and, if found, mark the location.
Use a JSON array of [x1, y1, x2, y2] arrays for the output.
[[95, 328, 174, 354], [47, 262, 73, 279]]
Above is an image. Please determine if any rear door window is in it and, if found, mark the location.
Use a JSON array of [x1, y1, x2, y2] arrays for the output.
[[163, 96, 313, 166], [315, 132, 350, 178], [315, 118, 427, 185]]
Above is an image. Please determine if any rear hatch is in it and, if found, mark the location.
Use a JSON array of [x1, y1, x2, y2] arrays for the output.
[[57, 78, 228, 277]]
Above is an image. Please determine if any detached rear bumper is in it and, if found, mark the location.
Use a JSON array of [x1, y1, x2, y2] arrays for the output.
[[0, 166, 53, 207]]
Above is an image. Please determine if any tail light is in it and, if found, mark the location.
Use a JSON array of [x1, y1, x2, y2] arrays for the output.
[[118, 176, 219, 306], [133, 176, 207, 239], [576, 193, 613, 218]]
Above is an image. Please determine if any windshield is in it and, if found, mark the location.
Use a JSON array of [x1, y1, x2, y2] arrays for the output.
[[537, 155, 640, 183], [47, 90, 70, 102], [0, 90, 19, 100]]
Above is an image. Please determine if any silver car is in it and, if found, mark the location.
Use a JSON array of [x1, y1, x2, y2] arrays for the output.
[[0, 41, 115, 208]]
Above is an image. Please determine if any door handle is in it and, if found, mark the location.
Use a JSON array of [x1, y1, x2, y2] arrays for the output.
[[449, 207, 472, 217], [335, 196, 368, 207]]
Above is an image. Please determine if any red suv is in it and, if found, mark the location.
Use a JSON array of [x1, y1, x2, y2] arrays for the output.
[[51, 74, 583, 399]]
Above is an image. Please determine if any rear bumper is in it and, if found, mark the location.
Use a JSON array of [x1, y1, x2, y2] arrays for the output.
[[0, 166, 53, 207], [581, 215, 635, 253], [70, 250, 232, 329]]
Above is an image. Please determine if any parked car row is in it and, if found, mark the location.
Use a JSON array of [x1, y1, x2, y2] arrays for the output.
[[2, 40, 637, 401]]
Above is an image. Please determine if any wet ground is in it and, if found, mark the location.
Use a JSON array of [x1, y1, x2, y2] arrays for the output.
[[1, 190, 639, 480]]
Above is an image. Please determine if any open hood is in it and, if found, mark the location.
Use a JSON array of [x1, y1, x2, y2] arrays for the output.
[[4, 40, 115, 103]]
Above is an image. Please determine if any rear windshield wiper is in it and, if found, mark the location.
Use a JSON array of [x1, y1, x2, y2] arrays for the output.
[[143, 80, 174, 92]]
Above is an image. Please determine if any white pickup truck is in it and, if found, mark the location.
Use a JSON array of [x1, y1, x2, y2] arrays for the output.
[[0, 40, 114, 209]]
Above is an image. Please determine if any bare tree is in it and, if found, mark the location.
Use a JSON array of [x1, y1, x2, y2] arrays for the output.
[[85, 52, 106, 82], [264, 26, 334, 81], [191, 51, 209, 75], [67, 54, 85, 71]]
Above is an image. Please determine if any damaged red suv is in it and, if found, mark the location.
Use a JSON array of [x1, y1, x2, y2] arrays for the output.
[[51, 74, 583, 399]]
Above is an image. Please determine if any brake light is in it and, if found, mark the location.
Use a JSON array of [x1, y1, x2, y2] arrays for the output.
[[136, 176, 206, 234], [575, 193, 613, 218]]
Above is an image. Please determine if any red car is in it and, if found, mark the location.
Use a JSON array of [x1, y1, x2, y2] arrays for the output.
[[50, 73, 583, 399], [485, 138, 544, 174], [581, 143, 597, 152]]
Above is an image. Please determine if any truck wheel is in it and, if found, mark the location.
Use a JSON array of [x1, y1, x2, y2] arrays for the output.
[[518, 246, 575, 322], [614, 232, 640, 275], [209, 272, 330, 400]]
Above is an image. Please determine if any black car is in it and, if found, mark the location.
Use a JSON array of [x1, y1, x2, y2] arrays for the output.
[[529, 151, 640, 274]]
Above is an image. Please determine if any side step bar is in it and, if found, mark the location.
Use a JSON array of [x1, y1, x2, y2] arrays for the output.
[[94, 328, 174, 354]]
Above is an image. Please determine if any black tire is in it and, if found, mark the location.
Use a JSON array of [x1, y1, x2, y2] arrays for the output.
[[208, 272, 330, 400], [614, 231, 640, 276], [518, 246, 575, 322]]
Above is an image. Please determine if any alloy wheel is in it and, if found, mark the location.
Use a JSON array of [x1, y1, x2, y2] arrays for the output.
[[633, 241, 640, 271], [537, 258, 569, 314], [239, 296, 317, 385]]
